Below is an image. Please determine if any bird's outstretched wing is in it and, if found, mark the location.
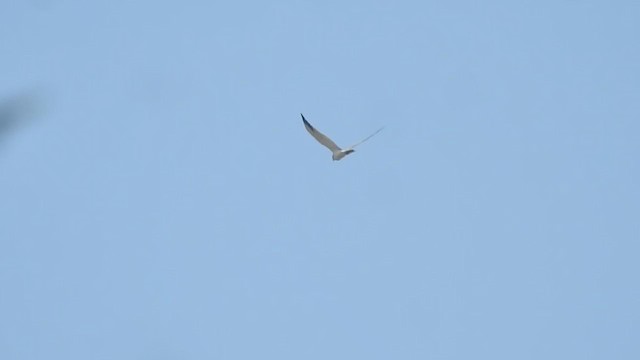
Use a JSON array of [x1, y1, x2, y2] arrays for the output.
[[348, 126, 385, 149], [301, 114, 341, 152]]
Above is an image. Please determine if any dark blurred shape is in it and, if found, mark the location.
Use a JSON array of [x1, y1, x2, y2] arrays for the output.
[[0, 91, 43, 146]]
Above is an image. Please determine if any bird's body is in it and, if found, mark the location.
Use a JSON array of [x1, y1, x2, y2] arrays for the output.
[[331, 149, 355, 161], [301, 114, 383, 161]]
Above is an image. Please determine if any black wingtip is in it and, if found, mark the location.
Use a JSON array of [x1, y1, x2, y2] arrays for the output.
[[300, 113, 312, 128]]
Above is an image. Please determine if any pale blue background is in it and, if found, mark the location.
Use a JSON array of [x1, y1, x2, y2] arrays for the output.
[[1, 1, 639, 359]]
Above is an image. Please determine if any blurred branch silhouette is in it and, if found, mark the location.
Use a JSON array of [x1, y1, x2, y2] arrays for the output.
[[0, 91, 44, 146]]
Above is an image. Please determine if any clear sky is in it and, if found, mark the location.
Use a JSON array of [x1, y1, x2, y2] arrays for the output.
[[1, 1, 639, 359]]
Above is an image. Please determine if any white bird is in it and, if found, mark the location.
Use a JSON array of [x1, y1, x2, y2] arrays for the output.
[[301, 113, 384, 161]]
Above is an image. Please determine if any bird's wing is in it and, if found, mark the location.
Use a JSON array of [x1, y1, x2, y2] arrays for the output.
[[347, 126, 385, 149], [301, 114, 341, 152]]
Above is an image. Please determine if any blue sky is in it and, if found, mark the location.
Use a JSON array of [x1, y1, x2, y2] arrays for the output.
[[1, 1, 639, 359]]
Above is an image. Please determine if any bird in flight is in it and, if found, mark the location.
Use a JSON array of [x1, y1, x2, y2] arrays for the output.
[[301, 113, 384, 161]]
